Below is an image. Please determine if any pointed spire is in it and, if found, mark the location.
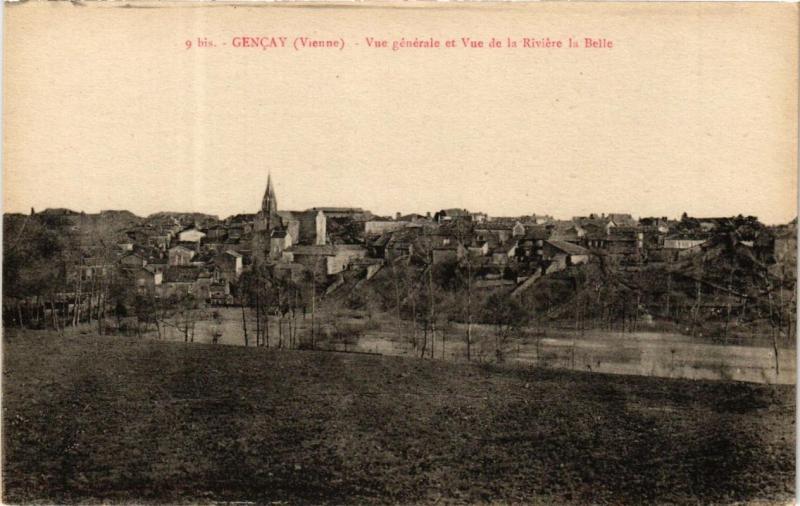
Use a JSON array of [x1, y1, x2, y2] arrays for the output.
[[262, 173, 277, 215]]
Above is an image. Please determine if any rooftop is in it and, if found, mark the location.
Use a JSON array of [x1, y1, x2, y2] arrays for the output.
[[546, 240, 589, 256]]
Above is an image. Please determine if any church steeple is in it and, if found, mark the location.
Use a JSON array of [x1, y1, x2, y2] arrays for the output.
[[262, 174, 277, 216], [254, 173, 286, 263]]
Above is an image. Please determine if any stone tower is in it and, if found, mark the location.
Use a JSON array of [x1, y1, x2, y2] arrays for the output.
[[260, 174, 278, 232], [315, 210, 327, 246], [255, 174, 281, 234], [253, 174, 283, 263]]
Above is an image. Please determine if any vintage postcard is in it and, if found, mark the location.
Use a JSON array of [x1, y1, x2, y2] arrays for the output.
[[2, 1, 798, 504]]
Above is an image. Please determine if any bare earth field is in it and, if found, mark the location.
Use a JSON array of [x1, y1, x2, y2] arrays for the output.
[[2, 331, 795, 504]]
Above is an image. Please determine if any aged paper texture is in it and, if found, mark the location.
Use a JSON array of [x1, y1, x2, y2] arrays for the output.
[[2, 1, 798, 504]]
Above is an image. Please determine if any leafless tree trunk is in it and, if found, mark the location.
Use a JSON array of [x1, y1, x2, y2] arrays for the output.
[[278, 314, 284, 349], [97, 291, 104, 335], [241, 300, 249, 347], [724, 268, 734, 340], [411, 290, 418, 350], [72, 273, 82, 327], [466, 259, 472, 361], [16, 302, 24, 329], [428, 257, 435, 359], [391, 260, 402, 324], [442, 325, 446, 360], [310, 274, 316, 349], [87, 275, 96, 327], [264, 307, 269, 348], [766, 277, 779, 375], [292, 290, 299, 349], [665, 273, 672, 319], [51, 297, 59, 332], [420, 320, 428, 358], [690, 280, 702, 337], [255, 287, 261, 347]]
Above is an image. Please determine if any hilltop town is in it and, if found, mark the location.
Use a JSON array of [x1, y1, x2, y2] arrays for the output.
[[2, 176, 797, 352], [3, 174, 797, 505]]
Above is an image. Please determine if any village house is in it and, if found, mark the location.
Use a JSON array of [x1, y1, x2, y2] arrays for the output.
[[145, 255, 168, 275], [432, 243, 466, 264], [227, 225, 245, 241], [308, 207, 371, 221], [662, 234, 708, 261], [548, 221, 585, 244], [168, 245, 195, 266], [273, 262, 307, 283], [605, 227, 643, 259], [491, 241, 518, 266], [512, 221, 526, 238], [577, 217, 615, 238], [275, 211, 302, 245], [125, 227, 153, 245], [364, 219, 411, 236], [272, 206, 371, 249], [203, 225, 227, 242], [434, 208, 471, 223], [286, 244, 332, 275], [773, 226, 797, 266], [266, 228, 293, 260], [640, 217, 669, 254], [279, 210, 327, 246], [349, 257, 385, 280], [426, 226, 462, 249], [214, 250, 243, 282], [584, 229, 608, 249], [208, 281, 233, 306], [529, 214, 554, 225], [366, 234, 391, 259], [475, 222, 514, 245], [663, 235, 708, 250], [76, 256, 112, 282], [607, 213, 638, 227], [398, 213, 428, 223], [385, 240, 414, 261], [517, 226, 549, 259], [159, 266, 203, 298], [119, 252, 147, 269], [132, 266, 162, 295], [284, 244, 368, 276], [146, 234, 171, 250], [145, 215, 183, 236], [542, 240, 590, 269], [692, 217, 731, 233], [327, 245, 368, 273], [467, 240, 490, 257], [177, 226, 206, 243], [640, 217, 670, 234], [190, 250, 217, 267], [195, 271, 217, 301]]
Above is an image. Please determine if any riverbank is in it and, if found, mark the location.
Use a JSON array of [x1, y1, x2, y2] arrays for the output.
[[124, 307, 796, 384]]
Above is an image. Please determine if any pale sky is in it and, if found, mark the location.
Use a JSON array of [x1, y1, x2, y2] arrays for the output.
[[3, 2, 798, 223]]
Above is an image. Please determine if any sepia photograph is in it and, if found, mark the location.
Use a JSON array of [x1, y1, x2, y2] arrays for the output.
[[2, 1, 798, 504]]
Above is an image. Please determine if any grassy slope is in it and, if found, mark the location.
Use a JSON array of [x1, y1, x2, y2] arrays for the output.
[[2, 332, 795, 504]]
